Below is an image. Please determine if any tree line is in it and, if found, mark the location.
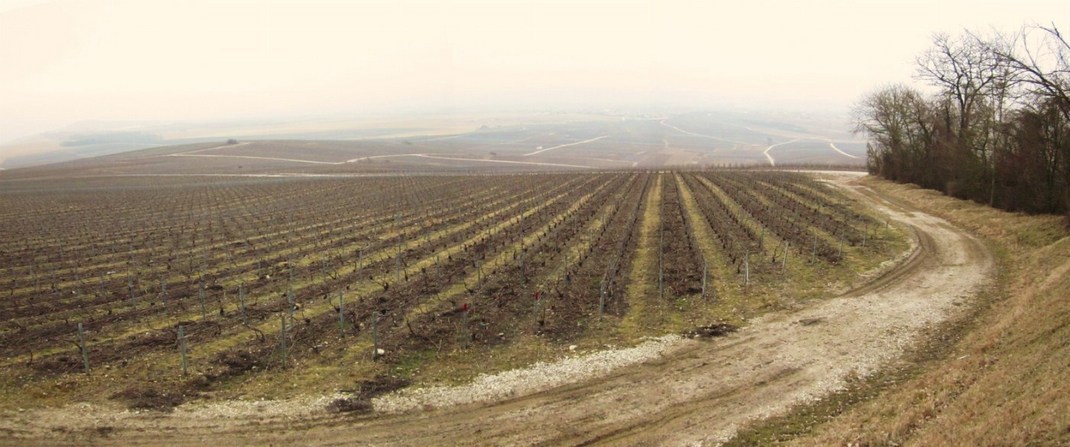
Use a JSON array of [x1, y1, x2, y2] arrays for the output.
[[854, 24, 1070, 217]]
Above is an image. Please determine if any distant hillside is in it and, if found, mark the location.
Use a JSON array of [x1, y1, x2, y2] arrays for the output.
[[0, 111, 865, 174]]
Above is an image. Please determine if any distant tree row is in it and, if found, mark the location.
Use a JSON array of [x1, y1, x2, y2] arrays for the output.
[[854, 24, 1070, 217]]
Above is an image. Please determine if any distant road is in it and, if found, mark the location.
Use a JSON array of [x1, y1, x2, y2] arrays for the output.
[[163, 137, 857, 170], [411, 154, 591, 168], [182, 141, 251, 155], [659, 120, 749, 146], [829, 142, 862, 159], [172, 150, 593, 169], [169, 153, 337, 165], [762, 139, 800, 166], [523, 135, 609, 156], [347, 153, 593, 169]]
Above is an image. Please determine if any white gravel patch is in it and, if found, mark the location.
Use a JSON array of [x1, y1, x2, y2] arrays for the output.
[[374, 334, 685, 413], [172, 393, 348, 420]]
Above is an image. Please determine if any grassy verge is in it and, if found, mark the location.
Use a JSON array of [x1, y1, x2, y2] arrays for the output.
[[728, 176, 1070, 446], [618, 172, 663, 335]]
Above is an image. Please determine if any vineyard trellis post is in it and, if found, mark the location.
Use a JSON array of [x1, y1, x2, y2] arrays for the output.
[[462, 304, 470, 349], [598, 279, 606, 319], [338, 290, 345, 334], [838, 229, 845, 261], [287, 288, 295, 322], [160, 277, 168, 315], [198, 280, 207, 320], [395, 211, 402, 283], [178, 325, 188, 376], [862, 219, 869, 247], [279, 313, 288, 367], [519, 250, 526, 283], [372, 310, 380, 360], [239, 283, 248, 324], [476, 261, 483, 288], [395, 245, 403, 283], [744, 248, 751, 289], [77, 322, 89, 374], [701, 259, 708, 302], [532, 290, 542, 322], [128, 280, 137, 309], [288, 258, 294, 288], [810, 232, 817, 265]]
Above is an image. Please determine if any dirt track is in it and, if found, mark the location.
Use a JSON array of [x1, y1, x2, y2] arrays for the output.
[[0, 175, 994, 446]]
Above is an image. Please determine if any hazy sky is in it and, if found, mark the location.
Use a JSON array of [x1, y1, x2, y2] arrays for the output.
[[1, 0, 1068, 143]]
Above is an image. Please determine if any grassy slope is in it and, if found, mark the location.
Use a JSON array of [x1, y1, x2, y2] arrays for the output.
[[619, 172, 662, 335], [731, 176, 1070, 446]]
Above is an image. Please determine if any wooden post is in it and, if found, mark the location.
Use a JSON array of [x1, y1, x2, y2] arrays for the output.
[[338, 290, 345, 333], [178, 325, 188, 376], [519, 251, 525, 283], [701, 260, 708, 302], [462, 304, 470, 349], [287, 289, 295, 321], [372, 311, 380, 360], [279, 314, 288, 367], [128, 280, 136, 309], [744, 249, 750, 289], [811, 232, 817, 264], [838, 230, 845, 261], [598, 280, 606, 318], [160, 277, 168, 315], [239, 283, 247, 324], [533, 290, 542, 321], [77, 322, 89, 374], [198, 280, 207, 320]]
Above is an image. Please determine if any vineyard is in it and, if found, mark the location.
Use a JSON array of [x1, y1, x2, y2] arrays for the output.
[[0, 170, 905, 410]]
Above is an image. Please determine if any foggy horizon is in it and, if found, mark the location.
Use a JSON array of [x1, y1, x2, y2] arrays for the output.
[[2, 0, 1067, 145]]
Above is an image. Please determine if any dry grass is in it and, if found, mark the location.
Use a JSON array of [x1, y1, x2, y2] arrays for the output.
[[734, 176, 1070, 446], [619, 173, 663, 334]]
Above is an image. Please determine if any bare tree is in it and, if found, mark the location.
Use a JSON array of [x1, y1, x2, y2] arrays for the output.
[[859, 24, 1070, 216], [852, 84, 936, 183], [982, 24, 1070, 121]]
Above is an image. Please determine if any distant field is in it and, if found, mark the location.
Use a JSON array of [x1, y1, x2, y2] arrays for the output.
[[0, 112, 866, 175]]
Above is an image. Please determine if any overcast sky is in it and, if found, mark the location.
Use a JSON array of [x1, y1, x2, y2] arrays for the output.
[[1, 0, 1067, 143]]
